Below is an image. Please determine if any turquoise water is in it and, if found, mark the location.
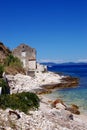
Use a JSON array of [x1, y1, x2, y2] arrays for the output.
[[46, 64, 87, 114]]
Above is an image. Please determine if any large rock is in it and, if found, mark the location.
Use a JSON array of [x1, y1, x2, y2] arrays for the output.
[[49, 108, 73, 121], [51, 99, 67, 108], [0, 42, 11, 64], [56, 103, 66, 110], [62, 76, 79, 88], [66, 104, 80, 115]]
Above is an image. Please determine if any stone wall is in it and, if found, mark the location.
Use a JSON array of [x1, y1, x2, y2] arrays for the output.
[[12, 44, 36, 70], [28, 60, 36, 70], [36, 63, 47, 72]]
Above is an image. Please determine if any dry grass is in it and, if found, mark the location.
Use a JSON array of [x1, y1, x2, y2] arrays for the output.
[[5, 66, 25, 75]]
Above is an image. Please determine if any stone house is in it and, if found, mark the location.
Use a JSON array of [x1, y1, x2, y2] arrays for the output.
[[12, 44, 37, 71], [36, 63, 47, 72]]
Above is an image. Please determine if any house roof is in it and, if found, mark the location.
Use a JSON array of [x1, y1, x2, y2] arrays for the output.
[[13, 43, 35, 51]]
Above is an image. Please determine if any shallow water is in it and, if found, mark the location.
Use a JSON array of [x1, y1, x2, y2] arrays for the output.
[[46, 64, 87, 114]]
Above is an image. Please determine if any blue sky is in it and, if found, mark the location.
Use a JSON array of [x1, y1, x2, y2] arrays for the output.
[[0, 0, 87, 62]]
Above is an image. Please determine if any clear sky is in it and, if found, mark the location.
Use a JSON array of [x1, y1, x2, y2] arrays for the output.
[[0, 0, 87, 63]]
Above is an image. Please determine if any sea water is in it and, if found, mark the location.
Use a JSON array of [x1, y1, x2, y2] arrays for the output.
[[46, 64, 87, 114]]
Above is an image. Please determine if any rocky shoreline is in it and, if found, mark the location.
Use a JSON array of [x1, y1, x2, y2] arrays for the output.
[[0, 71, 87, 130], [40, 76, 79, 94], [6, 71, 79, 95]]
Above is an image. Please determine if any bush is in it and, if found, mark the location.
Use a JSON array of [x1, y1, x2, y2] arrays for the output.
[[4, 54, 23, 67], [0, 79, 10, 94], [0, 64, 10, 94], [0, 64, 4, 78], [4, 54, 25, 74], [0, 92, 40, 113]]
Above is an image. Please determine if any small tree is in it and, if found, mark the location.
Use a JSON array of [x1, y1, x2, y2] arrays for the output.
[[0, 64, 4, 78]]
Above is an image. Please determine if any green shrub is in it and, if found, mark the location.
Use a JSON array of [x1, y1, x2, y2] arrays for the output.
[[0, 92, 40, 113], [0, 79, 10, 94], [0, 64, 4, 78], [4, 54, 25, 74], [4, 54, 23, 67]]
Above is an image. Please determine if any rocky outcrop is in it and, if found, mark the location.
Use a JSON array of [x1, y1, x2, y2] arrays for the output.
[[62, 76, 79, 87], [65, 104, 80, 115], [51, 99, 66, 108], [0, 42, 11, 63], [6, 72, 79, 95], [41, 76, 79, 92], [6, 72, 62, 94], [51, 99, 80, 115]]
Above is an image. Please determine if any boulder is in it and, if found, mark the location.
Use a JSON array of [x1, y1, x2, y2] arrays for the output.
[[71, 104, 79, 109], [60, 109, 73, 121], [66, 104, 80, 115], [50, 109, 73, 121], [51, 99, 67, 108], [56, 103, 66, 110], [61, 76, 79, 88]]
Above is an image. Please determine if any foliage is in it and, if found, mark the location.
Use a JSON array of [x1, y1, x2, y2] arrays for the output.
[[0, 92, 40, 113], [0, 64, 4, 78], [4, 54, 22, 67], [4, 54, 25, 74], [0, 79, 10, 94], [0, 64, 10, 94]]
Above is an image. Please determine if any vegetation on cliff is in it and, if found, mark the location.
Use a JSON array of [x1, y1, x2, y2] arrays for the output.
[[0, 52, 25, 94], [0, 42, 11, 64], [4, 54, 25, 74], [0, 42, 25, 74], [0, 54, 25, 75], [0, 64, 4, 78]]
